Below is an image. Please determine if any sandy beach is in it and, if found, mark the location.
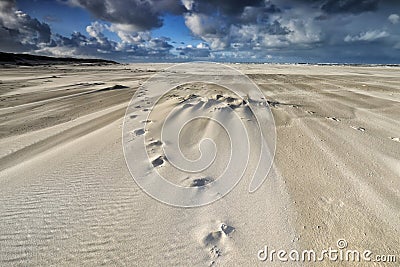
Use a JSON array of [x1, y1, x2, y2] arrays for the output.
[[0, 63, 399, 266]]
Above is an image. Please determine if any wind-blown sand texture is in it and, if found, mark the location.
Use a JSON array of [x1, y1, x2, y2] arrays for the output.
[[0, 63, 399, 266]]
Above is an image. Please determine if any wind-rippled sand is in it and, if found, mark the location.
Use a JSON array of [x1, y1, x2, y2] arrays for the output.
[[0, 64, 399, 266]]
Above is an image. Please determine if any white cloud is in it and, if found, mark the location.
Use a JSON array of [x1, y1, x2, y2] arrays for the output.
[[344, 30, 389, 42], [176, 42, 211, 58], [196, 42, 209, 49], [86, 21, 108, 44], [109, 25, 151, 45], [37, 20, 173, 60], [181, 0, 194, 11], [283, 17, 321, 45], [184, 13, 230, 50], [36, 46, 80, 58], [388, 14, 399, 25]]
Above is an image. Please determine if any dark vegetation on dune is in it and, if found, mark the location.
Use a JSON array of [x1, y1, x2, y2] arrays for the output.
[[0, 51, 118, 66]]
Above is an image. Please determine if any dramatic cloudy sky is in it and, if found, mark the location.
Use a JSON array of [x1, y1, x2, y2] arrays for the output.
[[1, 0, 400, 63]]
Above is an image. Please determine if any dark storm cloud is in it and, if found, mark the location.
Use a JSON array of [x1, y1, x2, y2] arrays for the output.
[[188, 0, 265, 15], [320, 0, 379, 14], [184, 0, 282, 24], [239, 4, 282, 24], [288, 0, 385, 14], [0, 0, 176, 60], [265, 20, 291, 35], [68, 0, 186, 30], [67, 0, 280, 32], [0, 0, 51, 52], [183, 1, 315, 50]]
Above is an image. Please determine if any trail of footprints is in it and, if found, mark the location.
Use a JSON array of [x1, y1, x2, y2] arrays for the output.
[[268, 99, 400, 143], [267, 99, 368, 133], [130, 88, 400, 177], [130, 87, 398, 265], [129, 90, 263, 174], [132, 88, 241, 263]]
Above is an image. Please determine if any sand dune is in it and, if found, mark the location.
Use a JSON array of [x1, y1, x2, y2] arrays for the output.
[[0, 64, 399, 266]]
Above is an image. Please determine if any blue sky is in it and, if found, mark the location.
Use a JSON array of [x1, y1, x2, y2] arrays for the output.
[[1, 0, 400, 63], [17, 0, 94, 37]]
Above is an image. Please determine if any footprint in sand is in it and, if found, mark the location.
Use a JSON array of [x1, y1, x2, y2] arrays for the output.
[[220, 223, 235, 235], [190, 177, 213, 187], [151, 156, 164, 167], [133, 128, 145, 136], [202, 223, 235, 246], [201, 223, 235, 264], [326, 117, 341, 122], [147, 140, 163, 147], [351, 126, 365, 132], [389, 137, 400, 143], [215, 94, 223, 100], [203, 231, 222, 246]]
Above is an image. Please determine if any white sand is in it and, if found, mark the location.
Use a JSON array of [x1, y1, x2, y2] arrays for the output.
[[0, 64, 399, 266]]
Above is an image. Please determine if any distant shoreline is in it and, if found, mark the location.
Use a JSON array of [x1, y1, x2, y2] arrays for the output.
[[1, 51, 399, 67]]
